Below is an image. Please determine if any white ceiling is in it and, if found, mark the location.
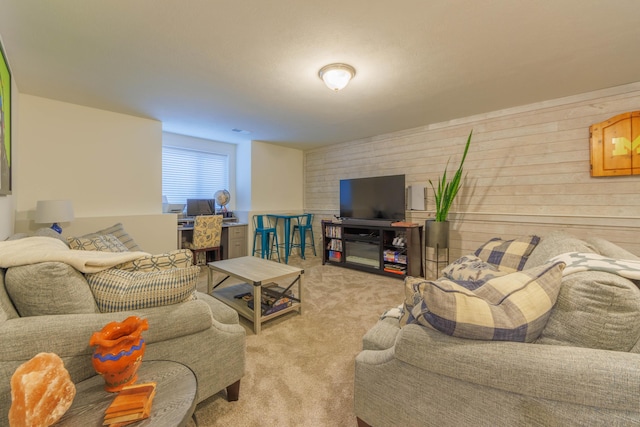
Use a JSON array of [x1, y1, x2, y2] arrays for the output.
[[2, 0, 640, 150]]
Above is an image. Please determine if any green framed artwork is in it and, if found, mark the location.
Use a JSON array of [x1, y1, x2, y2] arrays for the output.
[[0, 38, 11, 195]]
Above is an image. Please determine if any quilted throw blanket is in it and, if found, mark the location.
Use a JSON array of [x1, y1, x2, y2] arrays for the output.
[[0, 236, 149, 273], [548, 252, 640, 280]]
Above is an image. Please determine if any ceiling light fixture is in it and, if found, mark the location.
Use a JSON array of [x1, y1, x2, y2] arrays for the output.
[[318, 63, 356, 91]]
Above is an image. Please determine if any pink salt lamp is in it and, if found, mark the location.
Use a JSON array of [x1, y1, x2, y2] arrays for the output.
[[9, 352, 76, 427]]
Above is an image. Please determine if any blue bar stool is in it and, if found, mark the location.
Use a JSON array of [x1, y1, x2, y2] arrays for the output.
[[252, 215, 281, 262], [290, 213, 316, 259]]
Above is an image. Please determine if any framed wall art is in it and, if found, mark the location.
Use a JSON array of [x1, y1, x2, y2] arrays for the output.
[[0, 38, 11, 195]]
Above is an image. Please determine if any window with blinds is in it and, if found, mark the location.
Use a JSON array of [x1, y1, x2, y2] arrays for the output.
[[162, 146, 229, 204]]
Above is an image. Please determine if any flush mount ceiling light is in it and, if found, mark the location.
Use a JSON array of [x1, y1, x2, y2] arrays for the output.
[[318, 63, 356, 91]]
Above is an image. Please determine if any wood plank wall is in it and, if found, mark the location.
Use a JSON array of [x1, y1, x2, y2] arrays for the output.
[[304, 82, 640, 262]]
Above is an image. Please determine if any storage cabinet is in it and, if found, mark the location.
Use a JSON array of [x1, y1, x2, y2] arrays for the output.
[[590, 111, 640, 176], [321, 220, 423, 278], [225, 224, 248, 259]]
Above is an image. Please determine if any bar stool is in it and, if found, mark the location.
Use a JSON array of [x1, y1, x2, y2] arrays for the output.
[[290, 213, 316, 259], [252, 215, 281, 262]]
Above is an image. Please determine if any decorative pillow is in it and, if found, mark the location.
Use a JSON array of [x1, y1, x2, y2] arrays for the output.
[[5, 262, 100, 316], [82, 223, 142, 252], [474, 235, 540, 273], [67, 234, 129, 252], [86, 266, 200, 312], [116, 250, 194, 272], [442, 255, 508, 290], [404, 261, 566, 342]]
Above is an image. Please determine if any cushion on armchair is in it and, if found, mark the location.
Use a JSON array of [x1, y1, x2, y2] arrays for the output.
[[115, 250, 193, 272], [67, 234, 129, 252], [86, 266, 200, 312], [5, 262, 100, 316], [404, 260, 566, 342], [474, 235, 540, 273], [442, 255, 508, 290], [80, 223, 143, 251]]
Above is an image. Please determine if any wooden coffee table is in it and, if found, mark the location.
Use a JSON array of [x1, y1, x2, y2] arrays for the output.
[[56, 360, 197, 426], [207, 256, 304, 334]]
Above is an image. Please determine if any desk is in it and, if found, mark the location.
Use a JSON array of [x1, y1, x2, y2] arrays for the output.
[[178, 222, 248, 259], [57, 360, 197, 426], [267, 213, 302, 264]]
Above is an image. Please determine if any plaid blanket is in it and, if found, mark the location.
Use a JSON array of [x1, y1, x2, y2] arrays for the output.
[[548, 252, 640, 280]]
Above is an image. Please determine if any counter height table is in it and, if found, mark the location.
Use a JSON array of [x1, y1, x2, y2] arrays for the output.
[[267, 213, 303, 263]]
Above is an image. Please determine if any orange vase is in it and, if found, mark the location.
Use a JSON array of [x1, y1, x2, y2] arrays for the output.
[[89, 316, 149, 392]]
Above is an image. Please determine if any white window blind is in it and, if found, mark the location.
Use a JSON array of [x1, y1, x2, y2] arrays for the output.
[[162, 146, 229, 204]]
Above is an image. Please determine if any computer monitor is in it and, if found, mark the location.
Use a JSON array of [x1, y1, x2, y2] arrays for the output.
[[186, 199, 215, 216]]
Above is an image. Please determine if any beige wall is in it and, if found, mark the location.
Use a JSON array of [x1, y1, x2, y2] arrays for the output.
[[305, 82, 640, 259], [251, 141, 303, 213], [12, 95, 176, 253]]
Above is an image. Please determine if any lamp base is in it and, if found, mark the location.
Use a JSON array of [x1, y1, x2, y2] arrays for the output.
[[50, 223, 62, 234]]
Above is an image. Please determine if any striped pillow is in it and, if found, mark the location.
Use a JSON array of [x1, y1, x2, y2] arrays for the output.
[[86, 266, 199, 313], [474, 235, 540, 273], [82, 223, 142, 252], [404, 261, 565, 342]]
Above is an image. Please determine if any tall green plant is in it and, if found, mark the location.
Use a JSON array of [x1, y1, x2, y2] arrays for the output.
[[429, 130, 473, 222]]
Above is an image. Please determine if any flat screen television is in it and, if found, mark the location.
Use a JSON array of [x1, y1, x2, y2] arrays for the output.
[[339, 174, 406, 222]]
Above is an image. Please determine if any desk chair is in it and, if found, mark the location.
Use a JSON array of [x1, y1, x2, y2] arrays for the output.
[[183, 215, 223, 265], [252, 215, 281, 262], [290, 213, 316, 259]]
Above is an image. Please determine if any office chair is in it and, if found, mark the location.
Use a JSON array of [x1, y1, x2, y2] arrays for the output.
[[184, 215, 223, 265]]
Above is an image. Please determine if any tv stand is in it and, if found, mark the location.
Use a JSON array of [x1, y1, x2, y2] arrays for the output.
[[321, 220, 423, 279], [340, 218, 395, 227]]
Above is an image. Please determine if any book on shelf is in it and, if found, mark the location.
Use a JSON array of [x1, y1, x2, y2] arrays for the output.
[[383, 263, 406, 275]]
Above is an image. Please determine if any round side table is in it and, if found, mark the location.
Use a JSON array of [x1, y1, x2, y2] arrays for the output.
[[56, 360, 197, 426]]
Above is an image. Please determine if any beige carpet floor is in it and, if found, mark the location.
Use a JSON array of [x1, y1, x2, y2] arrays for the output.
[[189, 254, 404, 427]]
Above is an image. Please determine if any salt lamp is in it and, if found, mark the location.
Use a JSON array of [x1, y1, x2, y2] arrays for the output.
[[9, 352, 76, 427]]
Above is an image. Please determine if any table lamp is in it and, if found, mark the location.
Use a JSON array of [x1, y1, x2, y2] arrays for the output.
[[35, 200, 75, 233]]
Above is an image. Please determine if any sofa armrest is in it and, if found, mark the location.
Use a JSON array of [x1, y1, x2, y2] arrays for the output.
[[0, 299, 213, 362], [362, 317, 402, 351], [389, 324, 640, 413]]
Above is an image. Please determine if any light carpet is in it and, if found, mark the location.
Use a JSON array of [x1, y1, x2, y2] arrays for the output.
[[190, 255, 404, 427]]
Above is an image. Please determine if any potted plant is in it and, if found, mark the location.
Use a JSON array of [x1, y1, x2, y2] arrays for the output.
[[426, 129, 473, 249]]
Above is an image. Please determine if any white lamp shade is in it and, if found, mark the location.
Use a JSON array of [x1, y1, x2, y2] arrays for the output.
[[35, 200, 75, 224], [319, 64, 356, 91]]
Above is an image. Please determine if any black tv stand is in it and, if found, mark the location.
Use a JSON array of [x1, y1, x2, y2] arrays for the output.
[[340, 218, 395, 227], [321, 220, 423, 279]]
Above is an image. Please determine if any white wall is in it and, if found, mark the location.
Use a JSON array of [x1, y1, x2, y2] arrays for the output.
[[12, 95, 176, 253], [251, 141, 303, 212]]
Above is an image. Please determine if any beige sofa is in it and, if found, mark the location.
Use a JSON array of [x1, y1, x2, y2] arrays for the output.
[[355, 231, 640, 426], [0, 227, 246, 421]]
